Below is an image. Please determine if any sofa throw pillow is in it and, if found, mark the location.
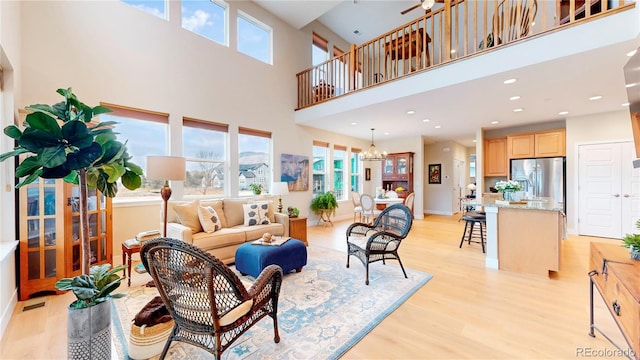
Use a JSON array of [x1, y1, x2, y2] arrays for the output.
[[250, 200, 275, 223], [173, 201, 203, 233], [198, 206, 222, 233], [200, 200, 227, 229], [242, 203, 271, 226]]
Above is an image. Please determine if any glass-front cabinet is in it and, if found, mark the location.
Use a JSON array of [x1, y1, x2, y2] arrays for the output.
[[381, 152, 414, 198], [18, 181, 112, 300]]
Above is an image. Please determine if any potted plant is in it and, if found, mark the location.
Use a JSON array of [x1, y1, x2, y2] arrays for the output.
[[249, 182, 263, 195], [0, 88, 143, 274], [0, 88, 143, 358], [623, 219, 640, 261], [55, 263, 126, 359], [310, 191, 338, 224]]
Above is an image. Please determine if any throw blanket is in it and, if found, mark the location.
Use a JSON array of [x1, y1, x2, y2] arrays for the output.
[[134, 296, 171, 327]]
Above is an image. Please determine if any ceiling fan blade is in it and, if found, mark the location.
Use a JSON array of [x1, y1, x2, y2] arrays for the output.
[[401, 3, 422, 15]]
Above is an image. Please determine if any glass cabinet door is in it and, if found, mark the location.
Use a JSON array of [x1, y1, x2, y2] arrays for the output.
[[19, 178, 65, 299], [396, 156, 407, 175], [383, 158, 394, 174], [65, 185, 112, 277]]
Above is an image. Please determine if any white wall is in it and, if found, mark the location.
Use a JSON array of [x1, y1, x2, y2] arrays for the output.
[[0, 0, 21, 342], [565, 109, 633, 233], [423, 140, 467, 215]]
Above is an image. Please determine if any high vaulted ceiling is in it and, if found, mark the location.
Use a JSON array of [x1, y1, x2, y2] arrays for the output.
[[253, 0, 640, 147]]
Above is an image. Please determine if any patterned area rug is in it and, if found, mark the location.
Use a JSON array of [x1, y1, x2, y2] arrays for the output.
[[112, 246, 432, 360]]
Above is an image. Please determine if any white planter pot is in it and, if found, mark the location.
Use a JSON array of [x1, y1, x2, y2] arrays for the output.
[[67, 299, 112, 360]]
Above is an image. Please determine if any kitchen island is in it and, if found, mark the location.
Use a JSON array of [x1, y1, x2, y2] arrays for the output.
[[483, 200, 565, 276]]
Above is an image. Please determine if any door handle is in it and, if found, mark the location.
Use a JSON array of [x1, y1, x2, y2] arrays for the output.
[[613, 194, 620, 197], [623, 194, 630, 198]]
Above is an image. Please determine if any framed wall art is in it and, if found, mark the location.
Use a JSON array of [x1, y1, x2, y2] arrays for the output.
[[365, 168, 371, 181], [428, 164, 441, 184], [280, 153, 309, 191]]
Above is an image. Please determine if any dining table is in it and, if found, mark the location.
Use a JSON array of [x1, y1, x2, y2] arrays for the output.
[[374, 197, 404, 210]]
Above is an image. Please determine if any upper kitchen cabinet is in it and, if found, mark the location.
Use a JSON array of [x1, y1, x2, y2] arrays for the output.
[[484, 138, 508, 176], [535, 129, 566, 157], [507, 129, 566, 159]]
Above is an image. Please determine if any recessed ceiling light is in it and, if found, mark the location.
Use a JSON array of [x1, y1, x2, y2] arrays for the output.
[[407, 110, 415, 115], [503, 78, 517, 84], [472, 139, 477, 143], [353, 29, 360, 35], [558, 111, 569, 115], [622, 103, 630, 106], [627, 50, 637, 57], [491, 121, 499, 124], [351, 122, 357, 125], [513, 108, 524, 112], [625, 83, 637, 88], [434, 125, 441, 129], [422, 119, 430, 122], [589, 95, 603, 101], [509, 96, 520, 100]]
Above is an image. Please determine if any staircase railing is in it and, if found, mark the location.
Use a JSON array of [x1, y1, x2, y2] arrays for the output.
[[296, 0, 634, 110]]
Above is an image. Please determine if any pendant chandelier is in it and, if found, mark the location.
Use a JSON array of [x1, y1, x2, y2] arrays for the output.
[[360, 128, 387, 161]]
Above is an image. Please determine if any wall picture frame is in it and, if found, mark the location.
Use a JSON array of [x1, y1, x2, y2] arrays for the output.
[[280, 153, 310, 191], [428, 164, 441, 184]]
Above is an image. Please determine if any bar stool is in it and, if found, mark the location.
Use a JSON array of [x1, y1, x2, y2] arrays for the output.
[[459, 211, 486, 253]]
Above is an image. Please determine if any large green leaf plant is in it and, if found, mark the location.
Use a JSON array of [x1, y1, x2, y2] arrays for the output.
[[0, 88, 143, 274]]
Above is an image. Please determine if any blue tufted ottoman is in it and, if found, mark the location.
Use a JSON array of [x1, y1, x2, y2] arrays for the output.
[[235, 239, 307, 278]]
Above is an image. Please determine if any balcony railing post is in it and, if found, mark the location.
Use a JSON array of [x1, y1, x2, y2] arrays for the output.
[[444, 0, 452, 61], [349, 44, 356, 91]]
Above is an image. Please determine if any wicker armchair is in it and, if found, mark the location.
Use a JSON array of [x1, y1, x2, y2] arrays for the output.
[[140, 237, 283, 360], [346, 204, 413, 285]]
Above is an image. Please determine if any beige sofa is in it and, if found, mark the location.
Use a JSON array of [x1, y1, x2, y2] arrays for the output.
[[163, 197, 289, 264]]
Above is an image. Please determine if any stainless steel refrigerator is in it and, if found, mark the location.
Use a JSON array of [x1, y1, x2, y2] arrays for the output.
[[510, 157, 566, 211]]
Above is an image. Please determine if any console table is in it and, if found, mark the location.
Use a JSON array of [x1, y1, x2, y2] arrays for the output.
[[589, 242, 640, 360]]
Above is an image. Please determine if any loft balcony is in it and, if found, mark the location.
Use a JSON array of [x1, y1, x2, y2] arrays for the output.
[[295, 0, 637, 111]]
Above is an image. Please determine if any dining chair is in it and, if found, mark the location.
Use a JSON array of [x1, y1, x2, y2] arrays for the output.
[[359, 194, 380, 224], [404, 192, 415, 216], [352, 191, 363, 222]]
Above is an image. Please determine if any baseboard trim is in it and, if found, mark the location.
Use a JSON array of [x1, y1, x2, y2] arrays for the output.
[[424, 210, 455, 216], [0, 288, 17, 342]]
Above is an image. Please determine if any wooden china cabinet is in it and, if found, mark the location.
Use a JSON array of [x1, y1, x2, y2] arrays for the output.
[[381, 152, 414, 198], [18, 179, 112, 300]]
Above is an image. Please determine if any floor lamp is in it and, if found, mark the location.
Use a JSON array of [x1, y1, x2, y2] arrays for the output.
[[146, 156, 186, 237], [270, 182, 290, 213]]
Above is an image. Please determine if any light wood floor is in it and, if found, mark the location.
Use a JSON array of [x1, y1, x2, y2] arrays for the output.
[[0, 214, 630, 359]]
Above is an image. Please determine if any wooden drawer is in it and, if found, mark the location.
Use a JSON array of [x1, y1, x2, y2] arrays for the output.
[[590, 242, 640, 359]]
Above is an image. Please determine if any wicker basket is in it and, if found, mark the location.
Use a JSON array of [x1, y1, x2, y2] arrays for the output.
[[128, 320, 174, 360]]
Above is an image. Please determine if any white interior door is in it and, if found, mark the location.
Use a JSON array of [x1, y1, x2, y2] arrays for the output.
[[621, 141, 640, 235], [578, 141, 636, 238]]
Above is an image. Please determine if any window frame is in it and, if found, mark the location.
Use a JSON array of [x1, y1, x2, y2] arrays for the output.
[[181, 0, 229, 47], [333, 145, 347, 201], [312, 141, 329, 196], [237, 10, 273, 65], [350, 147, 362, 195], [238, 127, 272, 196], [182, 117, 228, 199]]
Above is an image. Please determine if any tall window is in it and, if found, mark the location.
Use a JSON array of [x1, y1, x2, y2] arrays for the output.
[[238, 127, 271, 196], [181, 0, 227, 46], [183, 118, 228, 197], [333, 146, 347, 201], [312, 141, 328, 195], [312, 33, 329, 86], [99, 104, 168, 199], [237, 11, 272, 64], [121, 0, 167, 20], [350, 148, 362, 194]]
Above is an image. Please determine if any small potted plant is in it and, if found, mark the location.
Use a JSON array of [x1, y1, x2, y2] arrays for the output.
[[55, 263, 126, 359], [287, 206, 300, 218], [249, 183, 263, 195], [622, 219, 640, 261]]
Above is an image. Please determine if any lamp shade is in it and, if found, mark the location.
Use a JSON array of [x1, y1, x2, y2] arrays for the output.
[[467, 183, 477, 191], [271, 182, 290, 196], [146, 156, 186, 181]]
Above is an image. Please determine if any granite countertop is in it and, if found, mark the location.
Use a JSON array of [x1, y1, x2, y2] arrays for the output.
[[481, 199, 564, 212]]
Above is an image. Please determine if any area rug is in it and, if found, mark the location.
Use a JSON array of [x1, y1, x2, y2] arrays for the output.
[[112, 245, 432, 360]]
